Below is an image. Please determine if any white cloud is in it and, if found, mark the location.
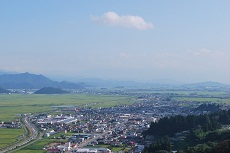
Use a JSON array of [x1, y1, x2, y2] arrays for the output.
[[189, 49, 211, 57], [188, 49, 227, 58], [91, 12, 153, 30]]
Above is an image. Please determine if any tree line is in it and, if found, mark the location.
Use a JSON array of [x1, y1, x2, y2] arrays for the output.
[[142, 136, 171, 153], [143, 109, 230, 137], [142, 108, 230, 153]]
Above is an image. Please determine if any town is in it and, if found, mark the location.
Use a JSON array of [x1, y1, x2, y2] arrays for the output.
[[23, 91, 221, 153], [1, 87, 229, 153]]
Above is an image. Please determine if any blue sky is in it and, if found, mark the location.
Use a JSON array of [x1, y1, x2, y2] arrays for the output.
[[1, 1, 230, 83]]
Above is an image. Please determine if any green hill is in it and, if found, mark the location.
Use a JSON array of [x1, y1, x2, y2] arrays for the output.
[[34, 87, 69, 94]]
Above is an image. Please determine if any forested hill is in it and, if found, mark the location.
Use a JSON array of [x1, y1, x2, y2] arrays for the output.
[[0, 72, 86, 89], [142, 109, 230, 153], [34, 87, 69, 94], [143, 110, 230, 137]]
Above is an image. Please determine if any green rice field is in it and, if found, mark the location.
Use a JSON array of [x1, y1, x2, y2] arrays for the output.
[[0, 128, 24, 148], [173, 97, 230, 104], [0, 94, 135, 150], [0, 94, 136, 121], [14, 150, 46, 153], [1, 90, 229, 151]]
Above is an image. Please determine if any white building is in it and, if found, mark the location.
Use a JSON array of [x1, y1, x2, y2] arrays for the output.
[[75, 148, 111, 153]]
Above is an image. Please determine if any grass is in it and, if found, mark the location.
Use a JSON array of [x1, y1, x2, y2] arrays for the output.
[[0, 128, 24, 148], [0, 93, 136, 151], [15, 139, 66, 153], [111, 146, 124, 151], [173, 97, 230, 104], [23, 139, 63, 150], [1, 90, 228, 152], [159, 90, 230, 105], [51, 132, 75, 138], [14, 150, 46, 153], [129, 89, 228, 96], [85, 144, 130, 152], [0, 94, 136, 121]]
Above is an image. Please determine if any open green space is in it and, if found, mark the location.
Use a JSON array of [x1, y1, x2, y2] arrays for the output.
[[173, 97, 230, 104], [0, 128, 24, 149], [85, 144, 131, 152], [14, 139, 65, 153], [51, 132, 75, 138], [23, 139, 63, 150], [0, 93, 135, 151], [15, 150, 46, 153], [1, 90, 229, 152], [129, 89, 228, 96], [156, 90, 230, 105], [0, 94, 135, 121]]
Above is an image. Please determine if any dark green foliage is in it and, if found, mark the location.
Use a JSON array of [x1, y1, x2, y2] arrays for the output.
[[194, 104, 221, 113], [142, 136, 171, 153], [204, 130, 230, 143], [177, 128, 230, 152], [188, 127, 205, 141], [34, 87, 69, 94], [155, 150, 170, 153], [181, 142, 216, 153], [142, 110, 230, 137], [142, 109, 230, 153], [178, 140, 230, 153]]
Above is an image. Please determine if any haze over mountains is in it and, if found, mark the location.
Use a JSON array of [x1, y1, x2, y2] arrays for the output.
[[181, 81, 230, 88], [0, 72, 86, 89], [0, 72, 229, 90]]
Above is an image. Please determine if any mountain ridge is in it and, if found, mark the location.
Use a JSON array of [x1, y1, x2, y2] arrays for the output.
[[0, 72, 86, 89], [0, 72, 229, 89], [182, 81, 229, 88]]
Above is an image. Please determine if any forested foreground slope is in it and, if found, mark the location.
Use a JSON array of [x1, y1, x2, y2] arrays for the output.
[[142, 109, 230, 153]]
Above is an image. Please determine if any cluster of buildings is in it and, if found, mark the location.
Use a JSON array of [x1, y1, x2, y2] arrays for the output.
[[0, 120, 21, 129], [29, 92, 205, 152]]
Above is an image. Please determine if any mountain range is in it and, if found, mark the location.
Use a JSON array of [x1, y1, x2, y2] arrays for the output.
[[74, 78, 230, 88], [181, 81, 230, 89], [0, 72, 86, 89], [0, 72, 229, 89]]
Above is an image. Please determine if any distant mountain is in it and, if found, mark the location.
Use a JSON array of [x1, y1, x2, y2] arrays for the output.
[[0, 72, 86, 89], [0, 70, 18, 75], [34, 87, 68, 94], [74, 78, 181, 88], [0, 87, 11, 94], [74, 78, 139, 87], [182, 81, 229, 88]]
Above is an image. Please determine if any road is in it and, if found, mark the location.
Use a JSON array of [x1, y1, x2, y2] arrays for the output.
[[71, 129, 116, 152], [0, 115, 39, 153]]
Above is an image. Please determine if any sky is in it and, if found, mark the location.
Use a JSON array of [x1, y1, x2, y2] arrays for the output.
[[1, 0, 230, 83]]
